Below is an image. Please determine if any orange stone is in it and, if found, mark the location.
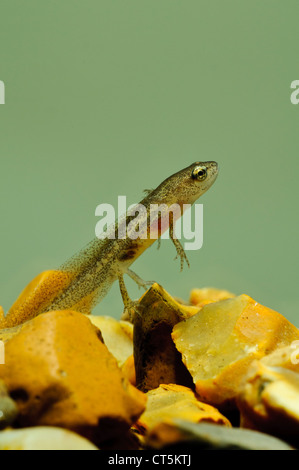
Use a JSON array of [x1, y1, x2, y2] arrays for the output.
[[172, 294, 299, 409], [0, 427, 99, 450], [259, 344, 299, 373], [135, 384, 231, 435], [237, 360, 299, 443], [121, 355, 136, 386], [0, 310, 146, 443], [87, 315, 133, 368], [190, 287, 235, 309]]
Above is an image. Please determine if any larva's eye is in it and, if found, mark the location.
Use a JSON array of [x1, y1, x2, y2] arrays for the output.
[[191, 166, 207, 181]]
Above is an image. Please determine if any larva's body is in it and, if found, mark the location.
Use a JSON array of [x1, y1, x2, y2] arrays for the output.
[[1, 161, 218, 327], [48, 161, 218, 314]]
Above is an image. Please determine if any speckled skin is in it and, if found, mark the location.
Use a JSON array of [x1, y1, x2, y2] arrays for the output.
[[1, 162, 218, 327], [47, 161, 218, 313]]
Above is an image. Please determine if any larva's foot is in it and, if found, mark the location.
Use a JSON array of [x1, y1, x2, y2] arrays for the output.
[[171, 237, 190, 271], [121, 300, 143, 323]]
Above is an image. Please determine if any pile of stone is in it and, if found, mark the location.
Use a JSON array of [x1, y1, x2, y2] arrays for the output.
[[0, 275, 298, 450]]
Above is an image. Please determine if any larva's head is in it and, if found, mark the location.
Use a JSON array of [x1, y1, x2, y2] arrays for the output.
[[152, 161, 219, 206], [188, 161, 219, 199]]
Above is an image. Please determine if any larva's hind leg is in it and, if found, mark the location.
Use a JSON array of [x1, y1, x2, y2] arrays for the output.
[[118, 274, 143, 322]]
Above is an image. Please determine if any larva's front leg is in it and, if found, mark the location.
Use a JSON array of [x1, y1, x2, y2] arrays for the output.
[[169, 218, 190, 272]]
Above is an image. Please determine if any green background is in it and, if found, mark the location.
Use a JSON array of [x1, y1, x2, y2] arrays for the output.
[[0, 1, 298, 325]]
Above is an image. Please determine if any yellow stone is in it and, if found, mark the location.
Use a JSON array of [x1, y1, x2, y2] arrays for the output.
[[135, 384, 231, 434], [190, 287, 235, 309], [238, 360, 299, 443], [0, 379, 18, 428], [172, 294, 299, 408], [0, 310, 146, 443], [87, 315, 133, 368], [121, 355, 136, 386], [0, 427, 98, 450], [260, 344, 299, 373], [145, 420, 293, 450]]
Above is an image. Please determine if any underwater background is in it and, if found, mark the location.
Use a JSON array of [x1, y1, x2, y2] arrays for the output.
[[0, 0, 298, 325]]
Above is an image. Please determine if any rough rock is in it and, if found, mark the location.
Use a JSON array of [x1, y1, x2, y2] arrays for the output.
[[0, 380, 18, 429], [0, 310, 146, 443], [0, 427, 98, 450], [87, 315, 133, 367], [133, 284, 197, 392], [237, 360, 299, 445], [135, 384, 231, 436], [260, 343, 299, 372], [189, 287, 235, 309], [121, 355, 136, 386], [145, 419, 293, 450], [172, 294, 299, 408]]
